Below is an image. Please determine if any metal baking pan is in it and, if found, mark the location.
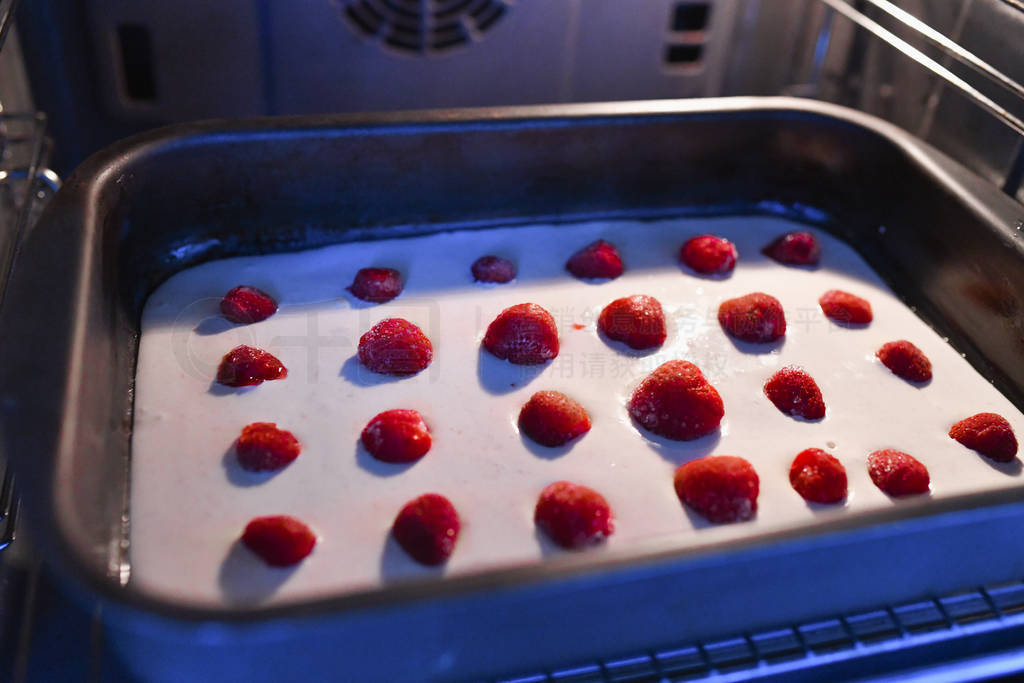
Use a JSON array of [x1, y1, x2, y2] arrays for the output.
[[1, 97, 1023, 681]]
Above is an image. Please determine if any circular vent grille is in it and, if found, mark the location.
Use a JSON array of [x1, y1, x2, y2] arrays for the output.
[[340, 0, 509, 53]]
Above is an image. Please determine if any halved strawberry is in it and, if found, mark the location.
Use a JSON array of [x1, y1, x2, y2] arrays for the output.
[[718, 292, 786, 343], [241, 515, 316, 567], [789, 448, 847, 503], [868, 449, 930, 496], [764, 366, 826, 420], [361, 409, 432, 463], [819, 289, 872, 325], [393, 494, 461, 566], [220, 286, 278, 324], [347, 268, 403, 303], [877, 340, 932, 383], [949, 413, 1018, 462], [762, 231, 821, 266], [216, 345, 287, 387], [597, 295, 667, 350], [357, 318, 433, 376], [628, 360, 724, 441], [534, 481, 614, 549], [236, 422, 301, 471], [680, 235, 737, 275], [518, 391, 591, 447], [566, 240, 624, 280], [482, 303, 559, 365], [471, 255, 516, 283], [674, 456, 759, 523]]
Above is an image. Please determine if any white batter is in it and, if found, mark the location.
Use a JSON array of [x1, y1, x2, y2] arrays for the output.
[[131, 216, 1023, 607]]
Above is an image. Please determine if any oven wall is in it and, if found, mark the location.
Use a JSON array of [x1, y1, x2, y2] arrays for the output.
[[13, 0, 1024, 203], [14, 0, 776, 171]]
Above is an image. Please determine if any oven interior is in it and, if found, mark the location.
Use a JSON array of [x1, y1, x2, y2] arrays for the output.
[[0, 1, 1023, 681]]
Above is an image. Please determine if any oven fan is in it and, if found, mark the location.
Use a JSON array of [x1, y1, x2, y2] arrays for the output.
[[339, 0, 509, 54]]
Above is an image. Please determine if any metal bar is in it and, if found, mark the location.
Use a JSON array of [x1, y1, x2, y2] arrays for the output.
[[808, 7, 835, 88], [0, 498, 17, 550], [87, 605, 105, 683], [978, 586, 1005, 619], [1004, 144, 1024, 197], [10, 560, 39, 683], [814, 0, 1024, 138], [784, 0, 816, 87], [0, 112, 45, 310], [932, 597, 956, 630], [916, 0, 974, 140], [0, 0, 20, 53], [836, 0, 871, 108], [0, 461, 13, 521], [860, 0, 1024, 103], [0, 448, 16, 549]]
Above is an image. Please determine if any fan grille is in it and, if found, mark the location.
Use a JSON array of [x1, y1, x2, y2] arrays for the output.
[[340, 0, 509, 53]]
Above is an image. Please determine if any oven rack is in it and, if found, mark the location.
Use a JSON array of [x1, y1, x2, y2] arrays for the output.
[[6, 571, 1024, 680], [0, 0, 18, 54], [0, 0, 60, 557], [783, 0, 1024, 201], [496, 579, 1024, 683]]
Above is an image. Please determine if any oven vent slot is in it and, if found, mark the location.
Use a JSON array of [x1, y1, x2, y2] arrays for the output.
[[339, 0, 509, 55], [672, 2, 710, 32], [116, 23, 157, 102], [664, 2, 710, 68]]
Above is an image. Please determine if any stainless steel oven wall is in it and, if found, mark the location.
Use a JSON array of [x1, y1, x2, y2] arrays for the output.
[[13, 1, 796, 174], [87, 0, 740, 116], [920, 0, 1024, 204], [13, 0, 1024, 192], [0, 28, 32, 114], [18, 0, 743, 171], [725, 0, 1024, 203]]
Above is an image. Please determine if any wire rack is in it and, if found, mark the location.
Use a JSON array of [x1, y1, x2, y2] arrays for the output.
[[496, 580, 1024, 682], [774, 0, 1024, 202], [0, 0, 59, 556], [0, 0, 18, 52]]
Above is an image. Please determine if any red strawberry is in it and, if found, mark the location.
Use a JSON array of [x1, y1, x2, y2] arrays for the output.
[[392, 493, 461, 566], [674, 456, 759, 523], [482, 303, 559, 365], [949, 413, 1018, 462], [361, 409, 432, 463], [471, 255, 516, 283], [680, 235, 738, 275], [566, 240, 624, 280], [357, 318, 433, 375], [534, 481, 614, 549], [347, 267, 403, 303], [518, 391, 591, 447], [628, 360, 724, 441], [236, 422, 301, 471], [216, 345, 287, 387], [789, 448, 847, 503], [718, 292, 786, 343], [819, 289, 873, 325], [597, 295, 667, 350], [763, 366, 826, 419], [220, 285, 278, 324], [762, 231, 821, 266], [877, 340, 932, 383], [868, 449, 930, 496], [241, 515, 316, 567]]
